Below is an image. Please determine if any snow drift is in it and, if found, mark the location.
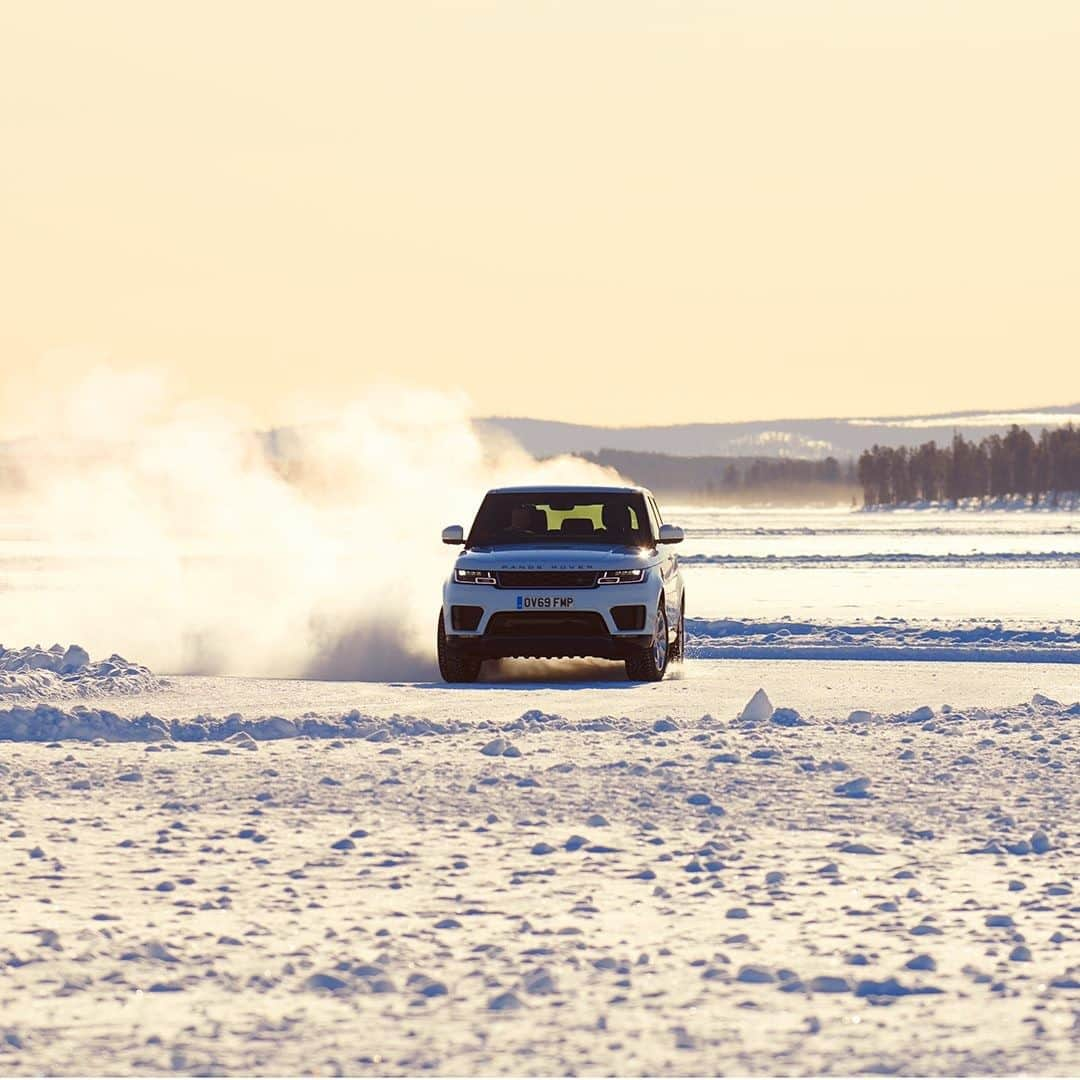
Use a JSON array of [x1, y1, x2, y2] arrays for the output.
[[1, 691, 1075, 745], [687, 617, 1080, 663], [0, 644, 157, 701]]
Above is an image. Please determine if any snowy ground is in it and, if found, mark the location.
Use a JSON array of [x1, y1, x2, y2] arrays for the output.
[[1, 504, 1077, 1074], [1, 660, 1077, 1076]]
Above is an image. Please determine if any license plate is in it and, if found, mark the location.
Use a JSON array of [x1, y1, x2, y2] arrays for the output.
[[516, 595, 575, 610]]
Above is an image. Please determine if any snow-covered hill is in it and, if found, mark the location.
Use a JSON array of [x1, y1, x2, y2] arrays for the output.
[[478, 404, 1080, 460]]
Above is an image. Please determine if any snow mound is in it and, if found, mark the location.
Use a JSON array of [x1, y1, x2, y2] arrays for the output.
[[0, 645, 159, 701], [0, 705, 706, 744], [0, 696, 1075, 745], [0, 704, 466, 743], [739, 689, 773, 722]]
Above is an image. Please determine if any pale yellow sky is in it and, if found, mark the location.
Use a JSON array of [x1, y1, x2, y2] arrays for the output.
[[1, 1, 1078, 434]]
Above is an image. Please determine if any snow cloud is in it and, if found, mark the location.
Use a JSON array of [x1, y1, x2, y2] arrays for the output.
[[1, 368, 621, 678]]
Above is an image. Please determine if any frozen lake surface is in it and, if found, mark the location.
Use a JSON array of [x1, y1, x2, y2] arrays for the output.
[[674, 506, 1080, 633], [1, 504, 1078, 672]]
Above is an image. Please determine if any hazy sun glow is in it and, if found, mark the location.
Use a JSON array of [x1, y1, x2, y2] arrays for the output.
[[2, 1, 1078, 434]]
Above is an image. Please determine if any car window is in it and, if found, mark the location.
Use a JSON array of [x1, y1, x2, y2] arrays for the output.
[[542, 503, 639, 531], [467, 492, 650, 547], [646, 496, 663, 537]]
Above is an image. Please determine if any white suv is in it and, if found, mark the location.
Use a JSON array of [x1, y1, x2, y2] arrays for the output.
[[438, 485, 685, 682]]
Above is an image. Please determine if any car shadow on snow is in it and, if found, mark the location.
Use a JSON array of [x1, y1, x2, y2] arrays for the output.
[[410, 658, 688, 689]]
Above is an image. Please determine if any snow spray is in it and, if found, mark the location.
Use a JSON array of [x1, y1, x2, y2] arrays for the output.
[[0, 368, 622, 678]]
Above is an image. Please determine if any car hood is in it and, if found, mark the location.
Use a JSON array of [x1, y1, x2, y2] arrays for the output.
[[457, 544, 656, 571]]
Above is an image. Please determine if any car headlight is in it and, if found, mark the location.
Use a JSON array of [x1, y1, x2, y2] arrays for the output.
[[597, 568, 646, 584], [455, 568, 497, 585]]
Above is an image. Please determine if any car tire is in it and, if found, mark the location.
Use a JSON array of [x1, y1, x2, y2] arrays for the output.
[[437, 611, 482, 683], [670, 597, 685, 663], [625, 602, 669, 682]]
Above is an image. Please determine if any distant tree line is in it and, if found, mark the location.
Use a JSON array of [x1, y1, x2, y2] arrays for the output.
[[857, 424, 1080, 507], [578, 449, 859, 504]]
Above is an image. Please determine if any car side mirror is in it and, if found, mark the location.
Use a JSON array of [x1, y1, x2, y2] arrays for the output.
[[442, 524, 465, 545], [657, 523, 684, 544]]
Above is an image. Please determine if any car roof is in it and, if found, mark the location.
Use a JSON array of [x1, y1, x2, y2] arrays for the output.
[[486, 484, 651, 496]]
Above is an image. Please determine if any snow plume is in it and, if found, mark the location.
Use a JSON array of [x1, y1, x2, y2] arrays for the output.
[[1, 369, 623, 679]]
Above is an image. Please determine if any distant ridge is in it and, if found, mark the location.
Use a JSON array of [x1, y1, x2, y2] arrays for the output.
[[477, 404, 1080, 460]]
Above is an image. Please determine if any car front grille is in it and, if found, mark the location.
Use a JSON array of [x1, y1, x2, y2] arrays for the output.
[[485, 612, 609, 637], [495, 570, 598, 589]]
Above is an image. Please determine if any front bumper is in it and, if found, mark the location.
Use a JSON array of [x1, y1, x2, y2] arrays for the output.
[[448, 631, 653, 660], [442, 579, 658, 660]]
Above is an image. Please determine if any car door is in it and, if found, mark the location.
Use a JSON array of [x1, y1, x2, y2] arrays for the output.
[[648, 495, 681, 633]]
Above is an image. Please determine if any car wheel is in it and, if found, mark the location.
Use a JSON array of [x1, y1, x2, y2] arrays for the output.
[[437, 611, 482, 683], [625, 602, 669, 682]]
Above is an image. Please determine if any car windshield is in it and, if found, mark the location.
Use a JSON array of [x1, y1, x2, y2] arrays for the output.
[[467, 491, 652, 548]]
